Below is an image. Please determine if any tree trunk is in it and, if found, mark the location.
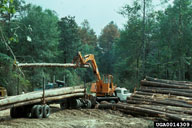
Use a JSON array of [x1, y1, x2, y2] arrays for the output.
[[145, 76, 192, 85], [142, 0, 146, 78], [0, 93, 84, 111], [97, 103, 192, 122], [138, 88, 192, 97], [127, 97, 192, 108], [0, 86, 84, 107], [141, 80, 192, 89], [17, 63, 89, 68]]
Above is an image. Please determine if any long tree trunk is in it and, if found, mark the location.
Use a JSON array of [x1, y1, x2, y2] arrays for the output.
[[97, 103, 192, 121], [142, 0, 146, 78], [141, 80, 192, 89], [0, 86, 84, 107], [0, 93, 84, 111], [145, 76, 192, 85], [17, 63, 89, 68]]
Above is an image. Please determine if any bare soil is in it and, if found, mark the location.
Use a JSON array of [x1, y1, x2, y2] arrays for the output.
[[0, 104, 153, 128]]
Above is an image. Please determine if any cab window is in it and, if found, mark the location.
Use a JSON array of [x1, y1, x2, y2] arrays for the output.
[[115, 90, 121, 93], [124, 90, 129, 94]]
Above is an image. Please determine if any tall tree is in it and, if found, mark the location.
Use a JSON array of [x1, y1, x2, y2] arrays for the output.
[[98, 21, 120, 52], [79, 19, 97, 47], [156, 0, 192, 80], [10, 5, 60, 89], [97, 21, 120, 75], [0, 0, 30, 95], [58, 16, 81, 63], [13, 5, 59, 62], [115, 0, 157, 90]]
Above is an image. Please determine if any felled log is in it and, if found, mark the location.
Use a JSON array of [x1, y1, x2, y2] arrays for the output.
[[139, 105, 185, 115], [165, 107, 192, 115], [141, 80, 192, 89], [146, 76, 192, 86], [141, 105, 192, 115], [0, 86, 84, 107], [126, 104, 192, 118], [127, 97, 192, 108], [0, 93, 84, 111], [134, 91, 192, 102], [134, 91, 157, 96], [132, 93, 170, 100], [127, 100, 155, 105], [140, 86, 192, 93], [138, 88, 192, 97], [132, 93, 192, 102], [133, 105, 192, 121], [124, 77, 192, 121], [118, 108, 149, 117], [97, 103, 192, 121], [17, 63, 89, 68]]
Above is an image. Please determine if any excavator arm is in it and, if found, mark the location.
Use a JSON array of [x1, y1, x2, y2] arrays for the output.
[[74, 52, 102, 84]]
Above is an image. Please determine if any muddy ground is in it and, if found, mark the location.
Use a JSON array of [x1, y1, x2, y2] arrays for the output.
[[0, 104, 153, 128]]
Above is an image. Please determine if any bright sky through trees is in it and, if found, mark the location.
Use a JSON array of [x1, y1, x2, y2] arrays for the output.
[[25, 0, 173, 35]]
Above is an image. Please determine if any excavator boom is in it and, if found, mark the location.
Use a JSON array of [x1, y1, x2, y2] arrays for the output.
[[75, 52, 102, 84]]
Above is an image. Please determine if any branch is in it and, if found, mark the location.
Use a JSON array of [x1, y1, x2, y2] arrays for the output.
[[0, 27, 25, 77]]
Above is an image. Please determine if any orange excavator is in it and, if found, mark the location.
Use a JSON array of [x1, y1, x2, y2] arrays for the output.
[[73, 52, 118, 102]]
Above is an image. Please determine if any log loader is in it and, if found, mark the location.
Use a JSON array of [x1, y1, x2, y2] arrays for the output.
[[73, 52, 119, 103]]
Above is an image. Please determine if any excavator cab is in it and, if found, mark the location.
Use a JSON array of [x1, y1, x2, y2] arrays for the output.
[[103, 75, 113, 87], [90, 75, 116, 96], [102, 75, 116, 96]]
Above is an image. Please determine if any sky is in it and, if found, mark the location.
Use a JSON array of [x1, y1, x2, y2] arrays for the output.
[[24, 0, 172, 36]]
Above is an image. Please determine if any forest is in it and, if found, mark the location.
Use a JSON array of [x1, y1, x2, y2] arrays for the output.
[[0, 0, 192, 95]]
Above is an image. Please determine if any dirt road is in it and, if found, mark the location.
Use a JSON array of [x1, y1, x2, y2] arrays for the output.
[[0, 104, 153, 128]]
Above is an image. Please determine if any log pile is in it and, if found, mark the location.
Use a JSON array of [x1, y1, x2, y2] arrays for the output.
[[0, 86, 85, 110], [98, 77, 192, 121]]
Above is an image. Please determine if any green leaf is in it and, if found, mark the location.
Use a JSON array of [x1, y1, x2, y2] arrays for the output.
[[9, 37, 14, 41], [11, 8, 16, 14], [10, 0, 14, 4]]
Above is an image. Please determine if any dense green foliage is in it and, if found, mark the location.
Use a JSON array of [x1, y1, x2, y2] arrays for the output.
[[1, 0, 192, 95], [114, 0, 192, 91]]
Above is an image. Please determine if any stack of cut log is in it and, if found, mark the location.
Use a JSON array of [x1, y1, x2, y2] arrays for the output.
[[98, 77, 192, 121], [0, 86, 85, 111]]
